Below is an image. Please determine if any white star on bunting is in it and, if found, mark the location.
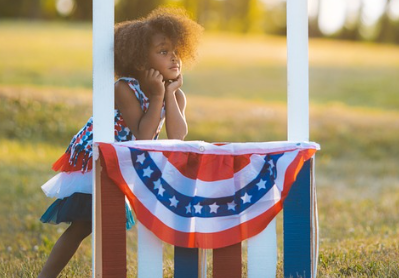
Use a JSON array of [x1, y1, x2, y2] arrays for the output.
[[153, 179, 162, 190], [256, 179, 267, 190], [241, 192, 252, 204], [185, 204, 192, 214], [136, 153, 146, 164], [227, 201, 237, 211], [158, 185, 165, 196], [194, 203, 203, 214], [169, 196, 179, 208], [268, 159, 275, 168], [268, 159, 275, 175], [143, 166, 153, 178], [209, 202, 219, 213]]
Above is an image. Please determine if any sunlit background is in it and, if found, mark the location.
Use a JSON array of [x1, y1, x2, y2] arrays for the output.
[[1, 0, 399, 277], [2, 0, 399, 43]]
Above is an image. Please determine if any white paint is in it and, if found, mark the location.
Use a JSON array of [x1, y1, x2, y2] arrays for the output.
[[199, 249, 207, 278], [92, 1, 114, 277], [311, 158, 319, 277], [287, 0, 309, 142], [247, 218, 277, 278], [138, 223, 163, 278], [92, 2, 115, 144]]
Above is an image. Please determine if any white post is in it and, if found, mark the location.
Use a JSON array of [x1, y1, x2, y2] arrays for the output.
[[92, 1, 114, 277], [287, 0, 309, 142], [286, 2, 319, 278], [138, 223, 163, 278], [247, 218, 277, 278]]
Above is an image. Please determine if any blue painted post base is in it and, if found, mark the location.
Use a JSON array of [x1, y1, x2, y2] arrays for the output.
[[174, 247, 199, 278], [283, 160, 313, 278]]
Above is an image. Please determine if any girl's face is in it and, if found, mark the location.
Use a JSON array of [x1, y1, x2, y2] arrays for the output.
[[147, 33, 182, 81]]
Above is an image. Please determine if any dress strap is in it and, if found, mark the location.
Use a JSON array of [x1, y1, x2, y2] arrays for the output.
[[117, 77, 149, 112]]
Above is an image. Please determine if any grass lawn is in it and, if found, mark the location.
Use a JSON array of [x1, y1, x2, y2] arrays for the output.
[[1, 21, 399, 277]]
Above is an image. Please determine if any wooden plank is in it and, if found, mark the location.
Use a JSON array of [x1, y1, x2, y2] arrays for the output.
[[94, 157, 103, 278], [138, 223, 163, 278], [198, 249, 207, 278], [310, 158, 319, 277], [283, 160, 311, 278], [174, 247, 199, 278], [287, 0, 309, 142], [92, 0, 114, 276], [247, 218, 277, 278], [213, 243, 241, 278], [101, 158, 127, 278]]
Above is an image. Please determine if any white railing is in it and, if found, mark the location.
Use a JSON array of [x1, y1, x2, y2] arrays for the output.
[[92, 0, 317, 277]]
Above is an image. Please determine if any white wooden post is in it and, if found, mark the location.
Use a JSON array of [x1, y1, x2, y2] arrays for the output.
[[285, 1, 319, 278], [248, 0, 310, 276], [92, 1, 115, 277], [138, 224, 163, 278], [247, 218, 277, 278], [287, 0, 309, 142]]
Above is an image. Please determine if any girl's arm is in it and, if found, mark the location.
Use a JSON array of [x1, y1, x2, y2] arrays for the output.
[[164, 75, 188, 140], [115, 78, 164, 140]]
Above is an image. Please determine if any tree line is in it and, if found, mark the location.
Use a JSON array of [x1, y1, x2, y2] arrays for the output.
[[1, 0, 398, 44]]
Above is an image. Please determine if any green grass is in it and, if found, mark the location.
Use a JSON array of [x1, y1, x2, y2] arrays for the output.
[[1, 20, 399, 277]]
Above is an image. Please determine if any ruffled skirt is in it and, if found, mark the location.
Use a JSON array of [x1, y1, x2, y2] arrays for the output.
[[40, 171, 135, 229]]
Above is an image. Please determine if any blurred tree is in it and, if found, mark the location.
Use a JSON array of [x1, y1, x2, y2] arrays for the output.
[[40, 0, 57, 19], [0, 0, 398, 44], [0, 0, 40, 18], [308, 0, 322, 37], [246, 0, 265, 32], [115, 0, 165, 22], [376, 0, 399, 43], [340, 1, 362, 41], [70, 0, 92, 21], [183, 0, 199, 20], [262, 1, 286, 35]]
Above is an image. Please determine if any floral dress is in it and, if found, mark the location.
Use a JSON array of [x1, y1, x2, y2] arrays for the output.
[[40, 77, 165, 227]]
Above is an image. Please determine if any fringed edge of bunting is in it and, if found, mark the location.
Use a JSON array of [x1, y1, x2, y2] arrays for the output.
[[52, 151, 93, 173]]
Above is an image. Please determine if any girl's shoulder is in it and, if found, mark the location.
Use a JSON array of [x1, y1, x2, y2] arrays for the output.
[[115, 77, 150, 111], [115, 77, 146, 99]]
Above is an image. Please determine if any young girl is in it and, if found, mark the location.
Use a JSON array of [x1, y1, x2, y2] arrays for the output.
[[38, 7, 203, 278]]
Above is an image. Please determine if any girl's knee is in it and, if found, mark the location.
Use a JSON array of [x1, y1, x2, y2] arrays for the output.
[[69, 221, 92, 239]]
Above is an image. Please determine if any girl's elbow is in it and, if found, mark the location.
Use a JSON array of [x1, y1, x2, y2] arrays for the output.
[[170, 133, 187, 141], [168, 129, 188, 140]]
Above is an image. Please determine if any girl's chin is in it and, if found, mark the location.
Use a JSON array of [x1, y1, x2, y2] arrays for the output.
[[164, 75, 179, 82]]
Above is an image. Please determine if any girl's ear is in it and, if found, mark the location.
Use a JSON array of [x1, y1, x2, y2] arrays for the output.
[[136, 61, 148, 71], [135, 63, 146, 72]]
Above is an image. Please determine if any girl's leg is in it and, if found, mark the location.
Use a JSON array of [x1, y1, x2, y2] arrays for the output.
[[38, 221, 92, 278]]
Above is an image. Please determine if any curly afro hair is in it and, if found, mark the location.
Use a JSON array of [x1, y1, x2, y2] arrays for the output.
[[114, 7, 203, 78]]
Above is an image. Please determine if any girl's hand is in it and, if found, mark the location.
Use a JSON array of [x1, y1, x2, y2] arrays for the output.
[[144, 69, 165, 99], [165, 74, 183, 95]]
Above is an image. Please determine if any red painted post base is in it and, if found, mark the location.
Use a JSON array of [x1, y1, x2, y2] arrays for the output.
[[213, 243, 242, 278], [101, 158, 127, 277]]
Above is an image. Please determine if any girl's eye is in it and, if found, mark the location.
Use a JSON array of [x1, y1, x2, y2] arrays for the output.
[[160, 50, 168, 55]]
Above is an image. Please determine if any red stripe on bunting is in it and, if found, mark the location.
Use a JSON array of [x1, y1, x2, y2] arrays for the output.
[[98, 143, 315, 249], [281, 148, 316, 201], [162, 152, 252, 181]]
